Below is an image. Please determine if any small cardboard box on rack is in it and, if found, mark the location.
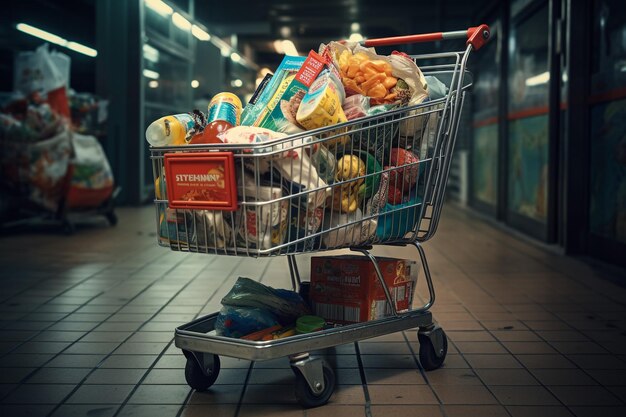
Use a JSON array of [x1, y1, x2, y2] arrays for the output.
[[309, 255, 418, 324]]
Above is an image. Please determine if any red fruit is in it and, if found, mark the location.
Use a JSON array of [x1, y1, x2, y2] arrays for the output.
[[387, 185, 403, 205], [389, 148, 419, 187]]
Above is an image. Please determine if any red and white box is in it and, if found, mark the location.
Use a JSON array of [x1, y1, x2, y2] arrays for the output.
[[309, 255, 418, 324]]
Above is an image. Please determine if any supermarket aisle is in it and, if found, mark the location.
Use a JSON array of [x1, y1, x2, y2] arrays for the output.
[[0, 205, 625, 417]]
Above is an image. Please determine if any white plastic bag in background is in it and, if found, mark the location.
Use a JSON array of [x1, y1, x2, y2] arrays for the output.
[[14, 44, 70, 95], [71, 133, 114, 190]]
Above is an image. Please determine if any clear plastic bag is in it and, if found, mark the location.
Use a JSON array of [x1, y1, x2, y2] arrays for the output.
[[214, 306, 279, 338]]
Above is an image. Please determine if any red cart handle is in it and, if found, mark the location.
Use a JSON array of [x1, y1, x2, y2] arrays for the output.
[[361, 24, 491, 51]]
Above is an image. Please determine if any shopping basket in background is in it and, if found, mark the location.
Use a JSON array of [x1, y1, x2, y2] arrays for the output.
[[150, 25, 490, 408]]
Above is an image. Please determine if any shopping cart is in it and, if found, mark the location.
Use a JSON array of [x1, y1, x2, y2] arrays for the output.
[[150, 25, 489, 408]]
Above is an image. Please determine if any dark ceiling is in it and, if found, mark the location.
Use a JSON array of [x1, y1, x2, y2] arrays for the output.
[[195, 0, 496, 68]]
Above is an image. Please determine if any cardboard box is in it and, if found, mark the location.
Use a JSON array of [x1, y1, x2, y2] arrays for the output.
[[310, 255, 418, 324]]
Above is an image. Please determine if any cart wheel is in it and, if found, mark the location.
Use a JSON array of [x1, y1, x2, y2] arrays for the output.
[[184, 354, 220, 391], [294, 361, 335, 408], [418, 329, 448, 371], [105, 211, 118, 226]]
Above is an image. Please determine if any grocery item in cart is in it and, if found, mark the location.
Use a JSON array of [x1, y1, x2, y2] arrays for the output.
[[222, 126, 331, 208], [242, 51, 327, 134], [221, 277, 310, 325], [215, 306, 279, 339], [376, 193, 422, 240], [328, 154, 365, 213], [158, 207, 231, 250], [310, 256, 417, 323], [193, 92, 242, 144], [145, 111, 205, 146], [321, 208, 377, 248], [232, 173, 288, 251]]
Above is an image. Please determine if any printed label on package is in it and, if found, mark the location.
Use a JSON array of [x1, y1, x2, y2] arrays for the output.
[[164, 152, 238, 211]]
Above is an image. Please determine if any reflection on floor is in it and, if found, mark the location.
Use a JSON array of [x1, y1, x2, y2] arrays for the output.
[[0, 205, 625, 417]]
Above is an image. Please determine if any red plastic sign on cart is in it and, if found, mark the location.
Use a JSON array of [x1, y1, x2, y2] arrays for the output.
[[163, 152, 238, 211]]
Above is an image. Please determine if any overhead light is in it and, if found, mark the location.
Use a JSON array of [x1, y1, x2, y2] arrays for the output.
[[280, 26, 291, 38], [230, 52, 241, 63], [145, 0, 173, 16], [143, 69, 160, 79], [351, 22, 360, 32], [220, 45, 231, 57], [191, 79, 199, 88], [172, 12, 191, 31], [281, 40, 298, 56], [143, 44, 159, 63], [231, 79, 243, 88], [16, 23, 98, 58], [349, 33, 364, 42], [259, 67, 271, 76], [16, 23, 66, 46], [525, 71, 550, 86], [191, 25, 210, 41], [148, 80, 159, 88], [66, 41, 97, 57]]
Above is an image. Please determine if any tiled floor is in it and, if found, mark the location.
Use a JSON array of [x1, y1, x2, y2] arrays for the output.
[[1, 205, 625, 417]]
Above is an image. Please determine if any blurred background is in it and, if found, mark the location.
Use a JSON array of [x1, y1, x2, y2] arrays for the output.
[[0, 0, 625, 270]]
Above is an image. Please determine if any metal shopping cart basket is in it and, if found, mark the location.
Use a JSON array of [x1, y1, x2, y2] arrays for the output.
[[150, 25, 489, 408]]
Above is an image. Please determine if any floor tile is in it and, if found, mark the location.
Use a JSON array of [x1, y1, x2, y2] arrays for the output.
[[515, 354, 575, 369], [180, 404, 237, 417], [442, 405, 509, 417], [2, 384, 75, 404], [365, 368, 426, 385], [530, 369, 598, 386], [26, 367, 91, 384], [0, 367, 35, 383], [99, 355, 157, 368], [50, 404, 119, 417], [328, 385, 366, 405], [368, 385, 437, 405], [506, 406, 575, 417], [116, 404, 182, 417], [67, 384, 135, 404], [425, 368, 482, 385], [45, 354, 106, 368], [0, 404, 55, 417], [476, 369, 539, 385], [237, 404, 303, 417], [454, 341, 509, 354], [360, 354, 418, 369], [465, 354, 523, 369], [547, 386, 622, 406], [241, 384, 295, 404], [489, 386, 560, 406], [84, 368, 147, 384], [569, 406, 626, 417], [370, 405, 443, 417], [431, 384, 498, 404], [248, 368, 294, 385]]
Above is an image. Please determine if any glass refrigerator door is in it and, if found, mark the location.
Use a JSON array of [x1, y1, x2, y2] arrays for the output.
[[507, 3, 550, 232]]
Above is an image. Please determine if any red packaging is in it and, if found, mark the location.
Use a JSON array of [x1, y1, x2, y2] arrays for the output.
[[164, 151, 238, 211], [310, 256, 417, 324]]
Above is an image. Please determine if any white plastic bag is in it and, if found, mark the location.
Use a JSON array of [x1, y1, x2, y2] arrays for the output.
[[71, 133, 114, 190], [14, 44, 70, 95]]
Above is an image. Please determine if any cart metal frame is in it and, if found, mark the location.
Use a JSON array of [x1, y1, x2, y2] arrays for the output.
[[150, 25, 490, 408]]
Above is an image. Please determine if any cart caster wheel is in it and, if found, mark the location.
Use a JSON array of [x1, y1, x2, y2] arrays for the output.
[[294, 361, 335, 408], [418, 328, 448, 371], [105, 211, 118, 226], [185, 354, 220, 391]]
